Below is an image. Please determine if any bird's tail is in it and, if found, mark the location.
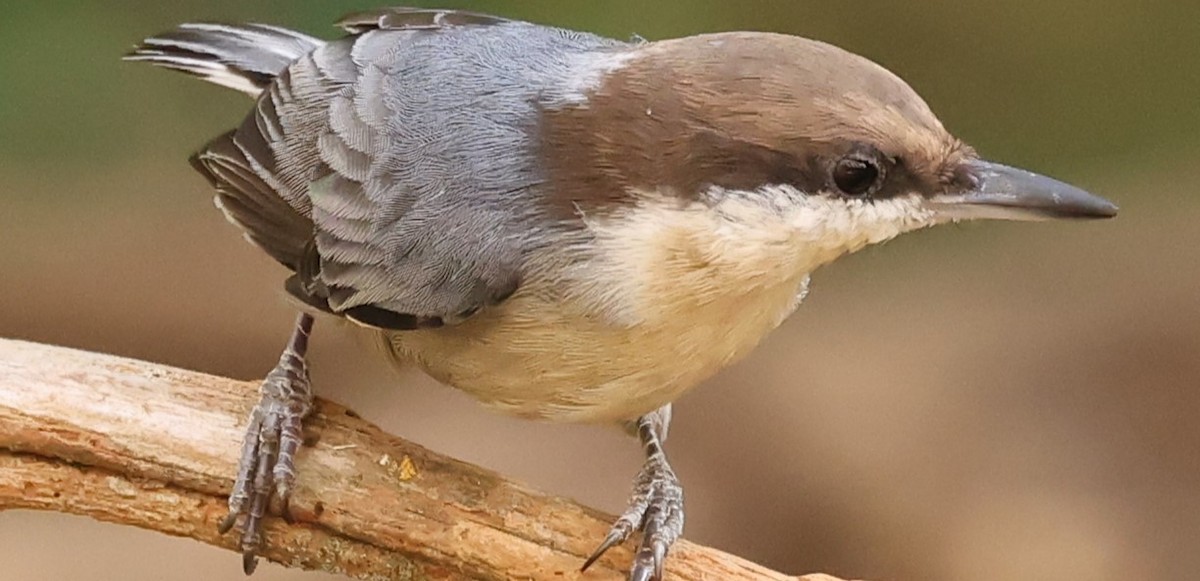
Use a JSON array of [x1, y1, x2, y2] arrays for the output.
[[124, 22, 324, 98]]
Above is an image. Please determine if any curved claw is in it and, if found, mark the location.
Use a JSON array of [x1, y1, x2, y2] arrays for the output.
[[629, 561, 655, 581], [630, 538, 669, 581], [217, 512, 238, 535], [242, 551, 259, 575], [280, 495, 295, 525], [652, 540, 667, 580], [581, 526, 629, 572]]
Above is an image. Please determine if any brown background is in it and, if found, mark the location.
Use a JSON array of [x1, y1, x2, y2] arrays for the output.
[[2, 1, 1198, 580]]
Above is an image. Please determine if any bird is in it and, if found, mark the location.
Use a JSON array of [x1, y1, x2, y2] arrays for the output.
[[125, 7, 1118, 580]]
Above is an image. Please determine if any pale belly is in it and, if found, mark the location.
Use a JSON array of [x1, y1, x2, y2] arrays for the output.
[[373, 183, 890, 424], [381, 275, 809, 424]]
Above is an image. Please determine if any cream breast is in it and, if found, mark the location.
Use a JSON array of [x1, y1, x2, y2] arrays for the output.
[[379, 184, 924, 424]]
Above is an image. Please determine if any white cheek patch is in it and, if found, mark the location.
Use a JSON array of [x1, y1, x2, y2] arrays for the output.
[[562, 186, 938, 327], [776, 189, 935, 266], [707, 186, 938, 275]]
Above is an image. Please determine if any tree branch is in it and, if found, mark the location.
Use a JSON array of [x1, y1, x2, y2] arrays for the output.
[[0, 338, 846, 581]]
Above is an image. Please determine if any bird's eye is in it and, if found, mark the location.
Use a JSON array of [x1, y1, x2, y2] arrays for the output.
[[832, 156, 881, 197]]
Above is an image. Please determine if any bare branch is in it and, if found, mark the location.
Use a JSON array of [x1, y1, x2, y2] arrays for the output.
[[0, 338, 844, 580]]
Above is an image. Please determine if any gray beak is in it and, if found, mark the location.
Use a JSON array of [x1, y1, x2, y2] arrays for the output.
[[930, 160, 1118, 221]]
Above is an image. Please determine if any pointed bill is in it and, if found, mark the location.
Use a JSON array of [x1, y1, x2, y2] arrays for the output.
[[929, 160, 1118, 221]]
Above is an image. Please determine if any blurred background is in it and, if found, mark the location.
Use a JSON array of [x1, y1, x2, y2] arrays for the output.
[[2, 1, 1198, 580]]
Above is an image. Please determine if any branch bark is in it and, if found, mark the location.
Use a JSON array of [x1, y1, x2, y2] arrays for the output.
[[0, 338, 846, 581]]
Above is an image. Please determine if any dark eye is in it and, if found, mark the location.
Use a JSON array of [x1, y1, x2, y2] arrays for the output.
[[832, 156, 881, 197]]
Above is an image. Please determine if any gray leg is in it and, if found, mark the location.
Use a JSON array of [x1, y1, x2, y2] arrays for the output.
[[583, 405, 684, 581], [218, 313, 314, 574]]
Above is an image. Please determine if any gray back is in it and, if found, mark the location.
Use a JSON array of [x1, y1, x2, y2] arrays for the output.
[[240, 19, 625, 324]]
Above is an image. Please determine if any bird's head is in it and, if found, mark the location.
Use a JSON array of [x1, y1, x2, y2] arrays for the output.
[[542, 31, 1117, 277]]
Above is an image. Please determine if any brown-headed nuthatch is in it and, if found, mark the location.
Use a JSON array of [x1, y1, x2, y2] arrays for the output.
[[126, 7, 1118, 580]]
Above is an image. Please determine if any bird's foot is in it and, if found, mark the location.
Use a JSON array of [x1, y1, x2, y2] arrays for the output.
[[218, 314, 314, 574], [583, 408, 683, 581]]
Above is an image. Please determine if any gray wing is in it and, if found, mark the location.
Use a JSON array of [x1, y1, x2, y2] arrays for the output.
[[298, 14, 623, 328], [193, 11, 549, 330]]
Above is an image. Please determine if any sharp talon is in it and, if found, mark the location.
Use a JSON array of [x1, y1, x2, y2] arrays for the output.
[[629, 561, 655, 581], [652, 541, 667, 581], [280, 496, 294, 524], [218, 512, 238, 535], [581, 529, 624, 572], [242, 551, 258, 575]]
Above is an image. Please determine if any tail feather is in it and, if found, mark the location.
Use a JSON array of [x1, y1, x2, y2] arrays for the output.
[[124, 23, 324, 97], [127, 22, 325, 270]]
